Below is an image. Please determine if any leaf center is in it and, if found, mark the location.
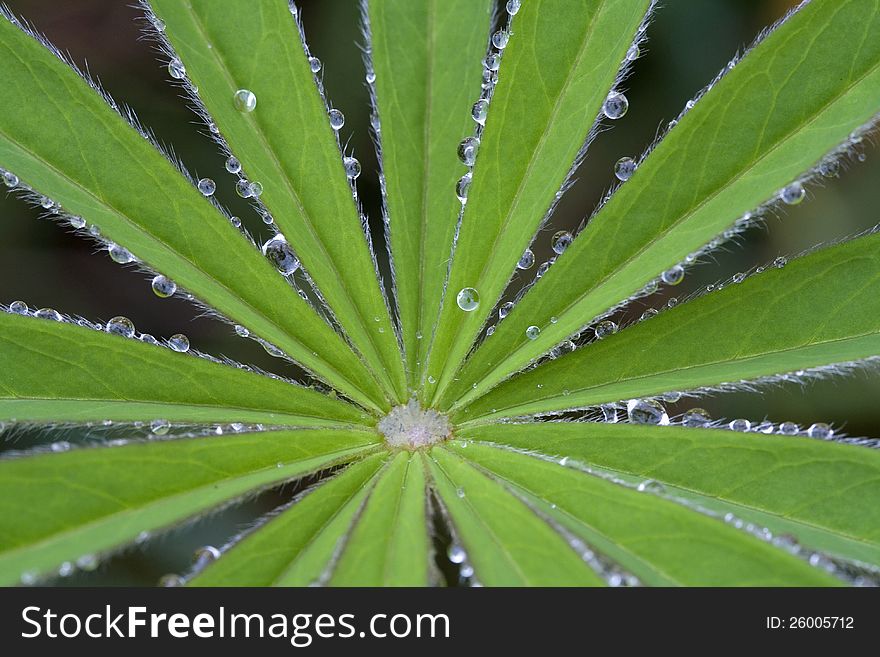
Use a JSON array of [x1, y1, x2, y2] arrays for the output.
[[378, 399, 452, 449]]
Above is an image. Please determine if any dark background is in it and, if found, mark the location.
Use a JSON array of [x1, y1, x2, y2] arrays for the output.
[[1, 0, 878, 584]]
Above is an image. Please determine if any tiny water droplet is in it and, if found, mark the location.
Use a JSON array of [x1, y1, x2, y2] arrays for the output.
[[484, 53, 501, 71], [499, 301, 514, 319], [308, 56, 322, 73], [779, 421, 799, 435], [681, 408, 711, 427], [365, 69, 376, 84], [517, 248, 535, 270], [151, 275, 177, 298], [626, 44, 640, 61], [427, 375, 436, 384], [627, 399, 669, 425], [35, 307, 62, 321], [807, 422, 833, 439], [471, 99, 489, 125], [249, 181, 263, 197], [637, 479, 665, 493], [774, 256, 787, 269], [140, 333, 159, 345], [525, 325, 540, 340], [197, 177, 216, 196], [819, 159, 839, 178], [780, 182, 805, 205], [614, 156, 637, 181], [68, 215, 86, 229], [328, 108, 345, 130], [236, 178, 253, 198], [230, 215, 242, 228], [2, 171, 18, 188], [150, 419, 170, 435], [729, 418, 751, 432], [234, 324, 249, 338], [168, 333, 190, 352], [343, 156, 361, 179], [167, 57, 186, 79], [456, 172, 472, 202], [603, 91, 628, 119], [661, 264, 684, 286], [106, 316, 135, 338], [262, 341, 284, 358], [506, 0, 521, 15], [594, 320, 617, 339], [492, 29, 510, 50], [262, 235, 300, 275], [457, 136, 480, 166], [108, 243, 135, 264], [225, 156, 241, 174], [640, 308, 658, 321], [456, 287, 480, 312], [233, 89, 257, 112], [447, 544, 466, 564], [456, 487, 466, 498], [551, 231, 572, 254]]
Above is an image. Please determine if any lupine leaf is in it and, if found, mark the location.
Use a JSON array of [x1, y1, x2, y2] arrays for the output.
[[461, 423, 880, 565], [190, 454, 386, 586], [368, 0, 493, 390], [455, 234, 880, 421], [428, 447, 605, 586], [424, 0, 652, 405], [330, 451, 431, 586], [444, 0, 880, 408], [450, 441, 841, 586], [150, 0, 407, 404], [0, 313, 370, 427], [0, 429, 379, 585], [0, 14, 387, 413]]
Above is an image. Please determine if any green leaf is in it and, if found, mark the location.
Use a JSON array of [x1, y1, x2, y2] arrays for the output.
[[456, 234, 880, 421], [424, 0, 652, 405], [368, 0, 493, 390], [427, 447, 605, 586], [0, 14, 388, 413], [0, 313, 370, 427], [0, 429, 379, 585], [444, 0, 880, 407], [150, 0, 407, 404], [330, 451, 431, 586], [451, 440, 841, 586], [460, 423, 880, 566], [190, 454, 387, 586]]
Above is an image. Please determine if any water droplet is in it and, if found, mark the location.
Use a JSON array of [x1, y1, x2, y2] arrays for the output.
[[603, 91, 628, 119], [249, 181, 263, 197], [225, 156, 241, 174], [506, 0, 521, 14], [35, 307, 62, 321], [601, 405, 618, 423], [525, 325, 541, 340], [627, 399, 669, 425], [39, 196, 54, 209], [235, 178, 253, 198], [2, 171, 18, 188], [150, 419, 170, 435], [427, 375, 436, 384], [151, 275, 177, 298], [193, 545, 221, 564], [230, 215, 242, 228], [168, 333, 190, 352], [197, 177, 216, 196], [234, 325, 249, 337], [457, 136, 480, 166], [140, 333, 159, 345], [492, 29, 510, 50], [262, 341, 284, 358], [682, 408, 711, 427], [456, 287, 480, 312], [661, 264, 684, 286], [779, 421, 799, 436], [9, 300, 27, 315], [308, 56, 322, 73], [626, 44, 640, 61], [456, 172, 472, 202], [262, 235, 300, 275], [343, 156, 361, 179], [780, 182, 805, 205], [640, 308, 658, 321], [233, 89, 257, 112], [819, 159, 839, 178], [447, 544, 466, 564], [774, 256, 787, 269], [551, 231, 572, 254], [613, 156, 637, 181], [517, 249, 535, 270], [158, 574, 184, 587], [755, 421, 775, 434], [67, 215, 86, 229], [484, 53, 501, 71], [167, 57, 186, 79], [365, 69, 376, 84], [328, 108, 345, 130], [637, 479, 665, 493], [807, 422, 833, 440], [594, 320, 617, 339], [499, 301, 514, 319], [456, 487, 466, 498], [106, 316, 135, 338], [729, 418, 751, 432], [471, 99, 489, 125], [108, 243, 135, 264]]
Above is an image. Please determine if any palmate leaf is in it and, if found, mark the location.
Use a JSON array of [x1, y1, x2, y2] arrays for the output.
[[0, 313, 369, 427], [456, 232, 880, 422], [149, 0, 407, 404], [441, 0, 880, 408], [1, 0, 879, 590], [425, 0, 652, 404], [0, 14, 389, 413], [367, 0, 493, 390], [0, 429, 379, 585]]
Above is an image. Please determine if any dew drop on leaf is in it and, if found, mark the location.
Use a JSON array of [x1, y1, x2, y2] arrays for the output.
[[499, 301, 514, 319], [627, 399, 669, 425], [807, 422, 833, 439], [68, 215, 86, 229], [456, 287, 480, 312], [108, 243, 135, 264], [343, 156, 361, 179], [729, 418, 751, 432], [2, 171, 19, 188], [551, 231, 572, 254], [603, 91, 628, 119], [150, 418, 170, 435], [492, 30, 510, 50], [614, 156, 637, 181], [471, 99, 489, 125], [517, 248, 535, 270], [225, 156, 241, 174], [168, 334, 190, 353], [780, 181, 805, 205], [484, 53, 501, 71], [233, 89, 257, 112], [626, 44, 640, 61], [167, 57, 186, 80], [236, 179, 253, 198], [193, 545, 221, 565], [447, 544, 467, 564], [328, 108, 345, 130], [525, 325, 540, 340], [151, 275, 177, 298], [594, 319, 617, 339], [779, 421, 799, 435], [158, 574, 184, 587], [506, 0, 521, 14], [197, 177, 216, 196], [234, 325, 249, 337], [308, 56, 322, 73], [457, 136, 480, 166], [456, 172, 472, 202], [661, 264, 684, 286], [106, 316, 135, 338], [682, 408, 711, 427], [9, 300, 27, 315], [262, 235, 300, 275]]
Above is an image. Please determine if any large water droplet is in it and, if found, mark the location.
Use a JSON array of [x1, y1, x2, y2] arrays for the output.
[[471, 99, 489, 125], [106, 316, 135, 338], [517, 249, 535, 270], [594, 319, 617, 339], [197, 177, 216, 196], [447, 544, 466, 564], [661, 264, 684, 286], [627, 399, 669, 425], [235, 178, 253, 198], [35, 308, 62, 321], [108, 244, 135, 264], [780, 182, 805, 205], [343, 156, 361, 179], [151, 275, 177, 298], [484, 53, 501, 72], [9, 300, 27, 315], [458, 136, 480, 166], [614, 156, 637, 181], [168, 333, 190, 353], [525, 325, 540, 340], [492, 29, 510, 50], [328, 108, 345, 130], [603, 91, 629, 119], [262, 235, 300, 275], [551, 231, 572, 254], [456, 287, 480, 312], [506, 0, 521, 14], [233, 89, 257, 112]]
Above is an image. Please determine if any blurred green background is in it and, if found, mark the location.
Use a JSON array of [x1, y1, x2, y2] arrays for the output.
[[1, 0, 878, 584]]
